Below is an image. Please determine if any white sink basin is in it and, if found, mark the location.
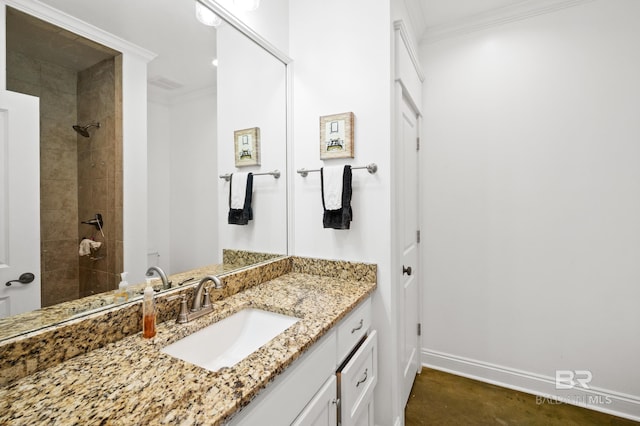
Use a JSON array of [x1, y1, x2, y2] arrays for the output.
[[161, 308, 299, 372]]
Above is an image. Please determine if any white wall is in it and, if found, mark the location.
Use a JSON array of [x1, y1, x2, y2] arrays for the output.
[[217, 24, 288, 255], [420, 0, 640, 419], [148, 91, 218, 275], [169, 91, 219, 272], [147, 101, 172, 272], [289, 1, 396, 424], [214, 0, 289, 54]]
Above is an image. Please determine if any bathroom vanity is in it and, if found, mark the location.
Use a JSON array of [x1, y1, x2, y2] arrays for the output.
[[0, 256, 376, 425], [229, 298, 376, 426]]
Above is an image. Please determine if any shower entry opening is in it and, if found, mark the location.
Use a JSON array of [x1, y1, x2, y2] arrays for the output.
[[6, 7, 124, 307]]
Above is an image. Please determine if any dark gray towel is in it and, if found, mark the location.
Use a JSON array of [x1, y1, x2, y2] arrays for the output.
[[321, 165, 352, 229], [228, 173, 253, 225]]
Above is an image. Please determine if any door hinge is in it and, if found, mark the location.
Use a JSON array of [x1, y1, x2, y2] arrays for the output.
[[417, 230, 421, 243], [418, 323, 422, 336], [416, 137, 420, 151]]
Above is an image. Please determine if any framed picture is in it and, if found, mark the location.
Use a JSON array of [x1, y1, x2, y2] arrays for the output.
[[234, 127, 261, 167], [320, 112, 354, 159]]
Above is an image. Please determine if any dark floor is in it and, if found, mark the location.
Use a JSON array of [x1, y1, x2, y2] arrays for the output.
[[405, 368, 639, 426]]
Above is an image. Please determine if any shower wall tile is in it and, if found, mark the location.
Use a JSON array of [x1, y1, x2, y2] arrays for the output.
[[40, 179, 78, 211], [6, 78, 40, 97], [43, 239, 79, 272], [40, 149, 77, 181], [91, 178, 108, 211], [42, 268, 79, 307], [40, 62, 76, 95], [77, 57, 121, 294], [40, 89, 76, 122], [41, 119, 77, 152], [41, 210, 78, 242], [6, 51, 40, 85], [78, 269, 111, 298], [90, 149, 110, 179]]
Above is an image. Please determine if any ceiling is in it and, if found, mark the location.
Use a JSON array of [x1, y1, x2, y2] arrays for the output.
[[10, 1, 530, 100], [32, 0, 219, 102]]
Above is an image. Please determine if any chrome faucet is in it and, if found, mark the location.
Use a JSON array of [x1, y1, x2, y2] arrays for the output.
[[146, 266, 170, 289], [172, 275, 224, 324]]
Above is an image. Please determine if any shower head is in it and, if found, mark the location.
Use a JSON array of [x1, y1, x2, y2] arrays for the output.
[[72, 122, 100, 138]]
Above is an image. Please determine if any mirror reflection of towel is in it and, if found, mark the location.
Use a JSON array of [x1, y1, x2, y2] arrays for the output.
[[321, 165, 352, 229], [228, 172, 254, 225], [79, 238, 102, 256]]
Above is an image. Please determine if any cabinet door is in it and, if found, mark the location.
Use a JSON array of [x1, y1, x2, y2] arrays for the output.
[[352, 399, 374, 426], [292, 375, 337, 426]]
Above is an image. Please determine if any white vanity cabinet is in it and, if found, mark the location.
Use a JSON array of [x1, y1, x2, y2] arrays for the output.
[[227, 297, 375, 426]]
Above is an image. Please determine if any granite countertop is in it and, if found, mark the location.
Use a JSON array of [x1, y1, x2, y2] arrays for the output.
[[0, 263, 238, 342], [0, 272, 375, 425]]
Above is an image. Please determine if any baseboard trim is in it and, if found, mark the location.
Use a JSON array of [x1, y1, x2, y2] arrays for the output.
[[422, 349, 640, 422]]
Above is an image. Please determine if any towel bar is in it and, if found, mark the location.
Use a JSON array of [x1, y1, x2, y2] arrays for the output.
[[219, 170, 281, 182], [297, 163, 378, 177]]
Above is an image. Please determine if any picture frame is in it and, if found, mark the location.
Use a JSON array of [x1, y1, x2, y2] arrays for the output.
[[320, 112, 354, 159], [234, 127, 261, 167]]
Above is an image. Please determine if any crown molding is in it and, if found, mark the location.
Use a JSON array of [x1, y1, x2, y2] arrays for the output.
[[422, 0, 596, 44]]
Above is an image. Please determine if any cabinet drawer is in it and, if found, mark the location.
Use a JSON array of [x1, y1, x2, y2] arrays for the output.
[[338, 330, 377, 426], [336, 298, 371, 365]]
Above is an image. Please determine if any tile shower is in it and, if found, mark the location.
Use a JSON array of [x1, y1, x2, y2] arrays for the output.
[[6, 49, 123, 307]]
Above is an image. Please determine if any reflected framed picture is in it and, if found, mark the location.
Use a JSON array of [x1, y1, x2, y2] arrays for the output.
[[234, 127, 261, 167], [320, 112, 354, 159]]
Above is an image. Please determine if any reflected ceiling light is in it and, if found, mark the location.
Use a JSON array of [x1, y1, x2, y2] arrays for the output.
[[234, 0, 260, 11], [212, 58, 219, 67], [195, 2, 222, 27]]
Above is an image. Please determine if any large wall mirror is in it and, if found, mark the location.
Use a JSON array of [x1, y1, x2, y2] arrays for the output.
[[0, 0, 289, 341]]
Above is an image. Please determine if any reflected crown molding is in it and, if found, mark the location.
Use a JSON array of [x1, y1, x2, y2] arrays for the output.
[[148, 84, 217, 106]]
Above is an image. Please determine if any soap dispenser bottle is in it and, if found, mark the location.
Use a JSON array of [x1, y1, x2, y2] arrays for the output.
[[142, 282, 156, 338], [114, 272, 129, 303]]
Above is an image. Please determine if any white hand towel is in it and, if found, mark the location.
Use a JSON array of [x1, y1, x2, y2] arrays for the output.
[[230, 172, 250, 209], [322, 166, 344, 210], [79, 239, 102, 256]]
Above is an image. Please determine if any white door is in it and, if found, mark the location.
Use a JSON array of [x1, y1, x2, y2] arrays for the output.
[[0, 90, 41, 318], [398, 91, 420, 407]]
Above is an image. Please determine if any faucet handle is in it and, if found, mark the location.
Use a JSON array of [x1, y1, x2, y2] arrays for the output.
[[168, 293, 189, 324], [202, 287, 212, 309]]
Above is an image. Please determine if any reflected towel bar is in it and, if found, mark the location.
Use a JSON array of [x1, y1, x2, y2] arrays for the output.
[[297, 163, 378, 177], [219, 170, 281, 182]]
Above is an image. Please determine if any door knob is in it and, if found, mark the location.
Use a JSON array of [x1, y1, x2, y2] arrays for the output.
[[5, 272, 35, 287], [403, 265, 412, 276]]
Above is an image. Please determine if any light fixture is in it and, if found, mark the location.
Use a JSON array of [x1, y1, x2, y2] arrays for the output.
[[195, 2, 222, 27], [211, 58, 218, 67], [234, 0, 260, 11]]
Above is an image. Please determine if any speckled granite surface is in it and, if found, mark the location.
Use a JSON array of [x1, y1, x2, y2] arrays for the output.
[[222, 249, 283, 266], [0, 258, 293, 387], [0, 250, 280, 342], [0, 270, 376, 425]]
